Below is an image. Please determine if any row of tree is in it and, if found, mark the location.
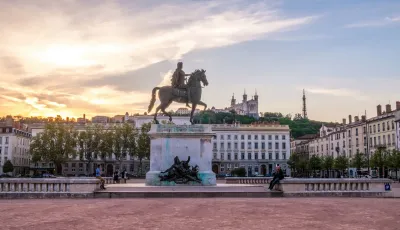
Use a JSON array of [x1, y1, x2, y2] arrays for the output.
[[30, 122, 151, 175], [288, 148, 400, 178], [192, 111, 336, 138]]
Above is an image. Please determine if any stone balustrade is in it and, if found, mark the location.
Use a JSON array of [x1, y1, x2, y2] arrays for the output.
[[226, 177, 392, 193], [0, 178, 100, 198]]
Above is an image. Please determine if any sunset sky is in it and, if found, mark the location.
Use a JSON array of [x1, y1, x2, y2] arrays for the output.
[[1, 0, 399, 121]]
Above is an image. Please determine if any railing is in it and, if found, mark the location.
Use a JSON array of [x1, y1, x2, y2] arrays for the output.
[[0, 178, 99, 197], [225, 178, 392, 193]]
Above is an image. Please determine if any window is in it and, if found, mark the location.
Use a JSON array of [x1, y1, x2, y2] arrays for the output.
[[221, 153, 225, 160], [373, 125, 376, 133], [392, 121, 395, 130], [5, 147, 8, 154], [227, 142, 231, 149], [363, 126, 366, 134], [213, 143, 217, 149], [0, 137, 2, 144], [72, 168, 76, 172], [227, 153, 231, 160], [220, 135, 224, 140], [241, 142, 245, 149], [227, 135, 231, 140], [392, 134, 395, 145], [282, 153, 286, 160], [268, 143, 272, 149], [247, 142, 252, 149], [234, 143, 238, 149], [349, 150, 352, 158], [370, 137, 372, 147], [261, 153, 265, 159], [369, 126, 372, 133], [275, 152, 279, 160], [282, 143, 286, 149], [254, 135, 258, 140], [234, 135, 238, 140], [248, 135, 251, 140], [261, 135, 265, 140], [378, 124, 380, 132], [241, 135, 244, 140], [282, 135, 286, 140], [268, 152, 272, 159], [5, 137, 9, 144], [254, 143, 258, 149], [248, 152, 251, 160], [348, 130, 351, 137], [71, 163, 76, 167], [343, 140, 346, 148], [331, 135, 333, 141], [213, 153, 217, 159], [268, 135, 272, 140], [356, 138, 359, 147], [382, 123, 386, 131], [275, 143, 279, 149], [356, 128, 358, 136], [326, 144, 328, 150], [220, 143, 224, 149], [343, 132, 345, 138], [275, 135, 279, 140], [331, 143, 333, 150], [241, 152, 245, 160], [383, 135, 386, 145], [255, 153, 258, 160], [234, 153, 238, 160], [261, 143, 265, 149], [378, 136, 381, 145], [374, 137, 376, 146], [364, 137, 367, 146], [79, 163, 83, 168]]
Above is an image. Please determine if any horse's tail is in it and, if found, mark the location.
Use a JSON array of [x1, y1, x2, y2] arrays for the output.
[[148, 87, 160, 113]]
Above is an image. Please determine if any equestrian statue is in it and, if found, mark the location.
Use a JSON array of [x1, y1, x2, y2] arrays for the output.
[[147, 62, 208, 124]]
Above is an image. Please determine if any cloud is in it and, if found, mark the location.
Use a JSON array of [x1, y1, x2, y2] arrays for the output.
[[345, 16, 400, 28], [303, 87, 369, 100], [0, 0, 316, 118]]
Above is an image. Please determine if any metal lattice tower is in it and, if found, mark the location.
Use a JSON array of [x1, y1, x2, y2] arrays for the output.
[[302, 89, 308, 119]]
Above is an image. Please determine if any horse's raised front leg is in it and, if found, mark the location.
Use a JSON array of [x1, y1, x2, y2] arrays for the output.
[[196, 101, 207, 111], [190, 103, 197, 124]]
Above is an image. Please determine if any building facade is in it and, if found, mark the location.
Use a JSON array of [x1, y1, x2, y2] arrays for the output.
[[395, 110, 400, 150], [0, 125, 31, 175], [210, 124, 291, 176]]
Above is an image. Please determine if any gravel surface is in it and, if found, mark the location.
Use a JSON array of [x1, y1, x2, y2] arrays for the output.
[[0, 198, 399, 230]]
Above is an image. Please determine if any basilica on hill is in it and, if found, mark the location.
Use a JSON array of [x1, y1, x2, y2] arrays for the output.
[[228, 90, 259, 119]]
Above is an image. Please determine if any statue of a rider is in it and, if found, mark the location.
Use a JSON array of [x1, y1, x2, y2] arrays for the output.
[[171, 62, 191, 107]]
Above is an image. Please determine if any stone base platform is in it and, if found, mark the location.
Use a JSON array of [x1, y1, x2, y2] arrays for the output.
[[95, 183, 283, 198], [94, 184, 392, 198]]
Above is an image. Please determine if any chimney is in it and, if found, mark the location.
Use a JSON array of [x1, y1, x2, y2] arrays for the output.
[[348, 115, 352, 124], [354, 116, 359, 122], [386, 104, 392, 113], [342, 118, 346, 125], [361, 115, 366, 122], [377, 105, 382, 116], [396, 101, 400, 111]]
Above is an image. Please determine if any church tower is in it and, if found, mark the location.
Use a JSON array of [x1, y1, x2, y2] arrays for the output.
[[254, 89, 258, 101], [243, 89, 247, 102], [231, 94, 236, 107]]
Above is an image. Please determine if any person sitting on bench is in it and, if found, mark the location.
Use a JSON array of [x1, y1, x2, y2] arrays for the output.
[[269, 165, 284, 190]]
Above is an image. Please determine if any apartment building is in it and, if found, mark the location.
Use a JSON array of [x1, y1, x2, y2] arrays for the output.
[[211, 123, 291, 176]]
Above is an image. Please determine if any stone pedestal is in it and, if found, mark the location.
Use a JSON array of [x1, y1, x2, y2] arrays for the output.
[[145, 124, 216, 186]]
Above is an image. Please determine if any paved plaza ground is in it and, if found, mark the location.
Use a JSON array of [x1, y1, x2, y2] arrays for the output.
[[0, 198, 399, 230]]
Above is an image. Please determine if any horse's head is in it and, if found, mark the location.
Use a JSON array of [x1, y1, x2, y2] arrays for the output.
[[188, 69, 209, 87]]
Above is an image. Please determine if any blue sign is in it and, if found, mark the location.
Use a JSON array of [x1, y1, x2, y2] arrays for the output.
[[385, 183, 391, 191]]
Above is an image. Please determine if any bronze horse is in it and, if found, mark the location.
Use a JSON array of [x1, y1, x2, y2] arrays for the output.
[[148, 69, 208, 124]]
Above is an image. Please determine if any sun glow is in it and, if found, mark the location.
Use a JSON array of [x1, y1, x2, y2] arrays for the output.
[[34, 45, 97, 67]]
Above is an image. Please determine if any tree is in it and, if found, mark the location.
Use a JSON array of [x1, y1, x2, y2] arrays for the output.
[[3, 160, 14, 174], [334, 155, 349, 177], [112, 125, 125, 169], [30, 123, 77, 175], [98, 128, 114, 175], [78, 125, 102, 175], [287, 153, 299, 177], [371, 147, 390, 178], [322, 155, 334, 178], [309, 155, 322, 176], [120, 123, 138, 170], [137, 122, 151, 176], [386, 149, 400, 179], [352, 153, 367, 171]]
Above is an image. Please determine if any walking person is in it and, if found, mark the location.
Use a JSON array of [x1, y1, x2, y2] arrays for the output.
[[268, 165, 284, 190], [96, 165, 106, 190]]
